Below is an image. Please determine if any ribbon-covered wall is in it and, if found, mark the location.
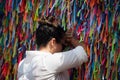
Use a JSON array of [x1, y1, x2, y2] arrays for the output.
[[0, 0, 120, 80]]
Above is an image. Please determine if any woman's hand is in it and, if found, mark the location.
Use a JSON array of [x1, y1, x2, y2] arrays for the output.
[[65, 28, 87, 52], [65, 28, 80, 47]]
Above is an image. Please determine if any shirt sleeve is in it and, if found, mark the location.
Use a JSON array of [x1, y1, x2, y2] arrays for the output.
[[44, 46, 88, 73]]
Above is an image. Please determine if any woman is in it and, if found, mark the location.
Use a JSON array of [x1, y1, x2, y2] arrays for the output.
[[17, 16, 88, 80]]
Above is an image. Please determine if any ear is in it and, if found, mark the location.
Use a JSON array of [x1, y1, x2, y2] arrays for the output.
[[50, 38, 56, 46]]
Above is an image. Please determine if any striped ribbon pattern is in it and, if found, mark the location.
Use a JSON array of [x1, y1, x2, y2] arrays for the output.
[[0, 0, 120, 80]]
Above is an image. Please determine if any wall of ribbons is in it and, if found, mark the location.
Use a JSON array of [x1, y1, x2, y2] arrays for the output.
[[0, 0, 120, 80]]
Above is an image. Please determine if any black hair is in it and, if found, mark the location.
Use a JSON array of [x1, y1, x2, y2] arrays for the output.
[[36, 16, 66, 48]]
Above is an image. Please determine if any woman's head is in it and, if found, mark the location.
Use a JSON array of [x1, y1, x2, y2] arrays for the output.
[[36, 16, 66, 53]]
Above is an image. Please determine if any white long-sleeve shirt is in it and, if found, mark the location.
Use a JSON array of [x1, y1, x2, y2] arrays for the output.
[[17, 46, 88, 80]]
